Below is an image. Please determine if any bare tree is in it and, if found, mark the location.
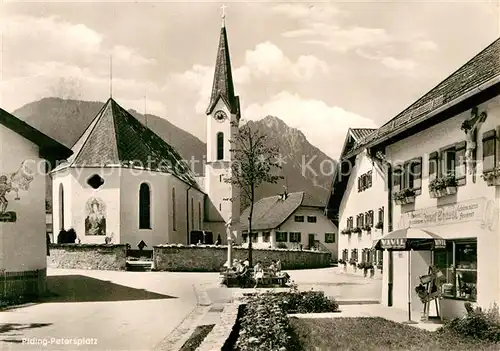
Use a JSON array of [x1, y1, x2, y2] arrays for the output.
[[225, 120, 283, 267]]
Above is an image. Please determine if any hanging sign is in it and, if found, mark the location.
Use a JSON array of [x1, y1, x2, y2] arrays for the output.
[[406, 198, 485, 228], [433, 239, 446, 249], [381, 238, 406, 249]]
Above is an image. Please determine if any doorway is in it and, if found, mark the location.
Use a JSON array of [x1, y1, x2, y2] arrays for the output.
[[308, 234, 315, 249]]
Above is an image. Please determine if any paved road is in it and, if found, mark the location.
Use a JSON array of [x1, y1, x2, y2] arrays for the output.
[[0, 267, 381, 351], [0, 269, 219, 351]]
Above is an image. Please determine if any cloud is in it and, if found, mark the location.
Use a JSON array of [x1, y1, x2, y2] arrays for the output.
[[0, 14, 159, 112], [356, 49, 417, 73], [243, 91, 377, 159], [171, 41, 329, 115], [235, 41, 329, 83]]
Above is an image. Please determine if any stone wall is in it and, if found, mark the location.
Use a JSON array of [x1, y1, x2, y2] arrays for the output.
[[153, 245, 331, 272], [48, 244, 127, 271]]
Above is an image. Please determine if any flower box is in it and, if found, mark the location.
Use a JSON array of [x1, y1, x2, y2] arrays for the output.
[[446, 186, 457, 195], [374, 221, 383, 230], [351, 227, 362, 234], [403, 196, 415, 204], [482, 167, 500, 186], [429, 190, 438, 198], [393, 188, 416, 205]]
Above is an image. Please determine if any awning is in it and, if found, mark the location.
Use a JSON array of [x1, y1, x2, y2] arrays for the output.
[[372, 228, 446, 251]]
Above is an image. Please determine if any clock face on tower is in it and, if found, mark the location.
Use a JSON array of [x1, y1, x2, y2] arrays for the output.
[[214, 110, 227, 122]]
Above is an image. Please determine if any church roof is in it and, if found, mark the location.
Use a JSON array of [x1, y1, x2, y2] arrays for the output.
[[52, 98, 200, 189], [239, 191, 324, 231], [206, 25, 239, 116], [0, 107, 72, 161]]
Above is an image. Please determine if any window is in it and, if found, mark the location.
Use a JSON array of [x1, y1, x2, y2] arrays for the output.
[[365, 210, 374, 227], [172, 187, 176, 231], [392, 165, 403, 193], [455, 141, 467, 185], [407, 158, 422, 192], [435, 240, 477, 301], [367, 171, 373, 188], [347, 216, 353, 229], [59, 183, 64, 230], [242, 231, 248, 243], [219, 175, 223, 182], [342, 249, 348, 261], [307, 216, 317, 223], [441, 147, 456, 177], [276, 231, 288, 242], [357, 213, 365, 228], [483, 130, 497, 173], [290, 232, 301, 243], [378, 207, 384, 224], [87, 174, 104, 189], [198, 202, 202, 229], [294, 215, 304, 222], [429, 152, 438, 182], [251, 233, 258, 243], [325, 233, 335, 243], [139, 183, 151, 229], [217, 132, 224, 160], [263, 232, 270, 242], [358, 171, 373, 192], [351, 249, 358, 261], [219, 203, 221, 211]]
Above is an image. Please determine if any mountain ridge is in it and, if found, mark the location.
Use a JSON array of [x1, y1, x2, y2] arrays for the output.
[[12, 97, 334, 210]]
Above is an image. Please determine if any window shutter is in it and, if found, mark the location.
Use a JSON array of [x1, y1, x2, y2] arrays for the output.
[[393, 166, 401, 192], [455, 141, 467, 185], [412, 157, 422, 191], [429, 152, 438, 182], [482, 130, 496, 173], [367, 171, 373, 187]]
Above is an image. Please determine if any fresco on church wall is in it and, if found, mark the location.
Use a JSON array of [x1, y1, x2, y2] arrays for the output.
[[85, 197, 106, 235], [0, 160, 35, 222]]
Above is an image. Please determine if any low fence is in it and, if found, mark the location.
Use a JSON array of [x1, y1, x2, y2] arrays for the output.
[[153, 244, 332, 272], [48, 244, 127, 271]]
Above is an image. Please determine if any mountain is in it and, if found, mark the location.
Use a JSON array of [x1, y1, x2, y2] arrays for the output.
[[244, 116, 334, 208], [12, 98, 334, 210]]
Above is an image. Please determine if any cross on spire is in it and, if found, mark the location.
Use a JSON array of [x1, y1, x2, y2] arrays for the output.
[[220, 4, 227, 27]]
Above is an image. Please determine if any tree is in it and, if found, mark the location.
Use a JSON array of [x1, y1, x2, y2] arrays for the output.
[[225, 120, 283, 267]]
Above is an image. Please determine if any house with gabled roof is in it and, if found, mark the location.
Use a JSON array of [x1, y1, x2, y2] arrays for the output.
[[334, 37, 500, 319], [325, 128, 386, 276], [0, 107, 72, 300], [50, 15, 242, 249], [240, 190, 337, 258]]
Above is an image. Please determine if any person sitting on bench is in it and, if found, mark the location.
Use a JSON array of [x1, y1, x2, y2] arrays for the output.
[[253, 261, 264, 288]]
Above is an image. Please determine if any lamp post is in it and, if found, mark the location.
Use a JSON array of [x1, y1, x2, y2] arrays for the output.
[[226, 218, 233, 269]]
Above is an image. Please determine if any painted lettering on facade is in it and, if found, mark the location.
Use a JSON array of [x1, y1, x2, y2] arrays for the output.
[[405, 199, 485, 228], [381, 238, 406, 249]]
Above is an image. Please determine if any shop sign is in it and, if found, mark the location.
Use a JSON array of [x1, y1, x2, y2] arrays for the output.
[[433, 239, 446, 249], [381, 238, 406, 249], [406, 199, 485, 228]]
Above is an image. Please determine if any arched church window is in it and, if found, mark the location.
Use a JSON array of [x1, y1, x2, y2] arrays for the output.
[[139, 183, 151, 229], [191, 197, 194, 231], [172, 187, 176, 231], [87, 174, 104, 189], [198, 202, 202, 229], [59, 183, 64, 230], [217, 132, 224, 160]]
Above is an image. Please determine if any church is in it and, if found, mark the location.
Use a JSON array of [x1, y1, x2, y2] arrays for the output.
[[50, 15, 240, 248]]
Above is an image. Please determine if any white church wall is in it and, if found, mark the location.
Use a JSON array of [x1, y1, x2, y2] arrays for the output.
[[68, 168, 121, 244], [0, 125, 46, 272], [120, 168, 168, 249], [51, 169, 73, 235]]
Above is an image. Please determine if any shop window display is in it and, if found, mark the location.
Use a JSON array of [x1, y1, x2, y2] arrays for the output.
[[434, 240, 477, 301]]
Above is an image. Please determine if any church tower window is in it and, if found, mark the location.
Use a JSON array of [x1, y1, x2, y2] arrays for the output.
[[139, 183, 151, 229], [172, 187, 176, 231], [217, 132, 224, 160]]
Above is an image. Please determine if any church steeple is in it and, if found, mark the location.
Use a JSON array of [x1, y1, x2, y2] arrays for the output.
[[206, 10, 239, 115]]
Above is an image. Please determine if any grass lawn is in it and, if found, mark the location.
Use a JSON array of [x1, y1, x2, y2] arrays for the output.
[[290, 317, 500, 351]]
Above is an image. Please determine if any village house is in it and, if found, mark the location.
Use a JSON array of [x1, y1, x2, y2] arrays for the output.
[[0, 107, 72, 300], [342, 37, 500, 319], [326, 128, 386, 276], [50, 17, 241, 249], [239, 191, 338, 259]]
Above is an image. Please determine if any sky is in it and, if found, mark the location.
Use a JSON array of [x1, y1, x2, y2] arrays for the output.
[[0, 0, 499, 159]]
